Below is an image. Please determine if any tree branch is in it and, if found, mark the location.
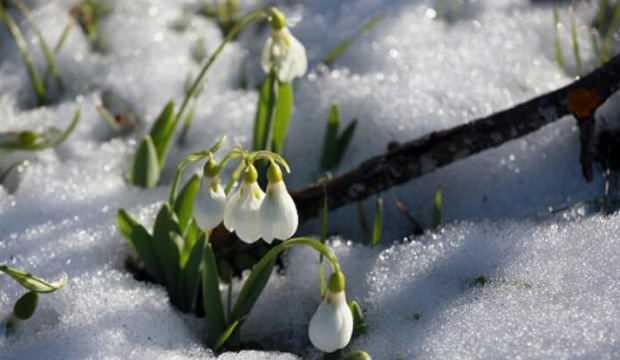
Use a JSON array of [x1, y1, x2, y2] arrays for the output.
[[292, 54, 620, 221]]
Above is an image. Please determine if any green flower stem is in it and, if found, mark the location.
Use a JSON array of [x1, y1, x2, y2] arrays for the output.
[[175, 8, 268, 132], [254, 237, 341, 279]]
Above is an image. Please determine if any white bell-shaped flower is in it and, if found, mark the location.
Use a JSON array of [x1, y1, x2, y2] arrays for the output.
[[259, 162, 298, 243], [261, 8, 307, 83], [309, 272, 353, 353], [195, 177, 226, 230], [223, 164, 265, 243]]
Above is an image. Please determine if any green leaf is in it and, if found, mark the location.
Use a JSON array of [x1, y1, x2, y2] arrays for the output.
[[0, 4, 46, 105], [181, 219, 202, 264], [116, 209, 163, 282], [569, 8, 582, 75], [152, 204, 182, 293], [432, 187, 443, 229], [0, 265, 66, 293], [13, 291, 38, 320], [173, 174, 201, 233], [202, 242, 227, 348], [252, 73, 276, 151], [552, 6, 566, 71], [180, 232, 206, 313], [148, 101, 176, 165], [130, 135, 160, 188], [335, 119, 357, 167], [371, 197, 383, 247], [13, 0, 61, 88], [349, 300, 367, 336], [213, 320, 240, 352], [323, 15, 383, 67], [320, 104, 341, 171], [270, 81, 294, 154]]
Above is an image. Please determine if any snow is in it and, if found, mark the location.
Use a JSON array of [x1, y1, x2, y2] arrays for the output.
[[1, 0, 619, 359]]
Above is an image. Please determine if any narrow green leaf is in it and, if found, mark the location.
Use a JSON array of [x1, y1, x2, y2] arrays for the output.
[[13, 0, 61, 87], [213, 320, 240, 352], [270, 81, 294, 154], [552, 7, 566, 71], [148, 101, 176, 165], [252, 73, 276, 151], [349, 300, 367, 336], [152, 204, 182, 293], [342, 351, 372, 360], [323, 15, 383, 67], [13, 291, 38, 320], [319, 186, 329, 297], [432, 187, 443, 229], [173, 174, 201, 233], [229, 258, 276, 324], [0, 4, 46, 104], [335, 119, 358, 166], [202, 242, 227, 348], [570, 8, 582, 75], [130, 135, 160, 188], [0, 265, 66, 293], [180, 232, 206, 313], [116, 209, 163, 282], [54, 20, 74, 53], [320, 104, 341, 171], [371, 196, 383, 247], [181, 219, 202, 263]]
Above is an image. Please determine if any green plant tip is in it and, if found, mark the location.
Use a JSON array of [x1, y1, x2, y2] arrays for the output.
[[18, 131, 37, 146], [269, 7, 286, 30], [343, 351, 372, 360], [244, 163, 259, 183], [328, 271, 346, 293], [267, 161, 283, 183], [204, 158, 219, 178]]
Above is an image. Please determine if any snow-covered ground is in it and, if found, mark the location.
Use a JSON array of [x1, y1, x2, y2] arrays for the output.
[[1, 0, 619, 359]]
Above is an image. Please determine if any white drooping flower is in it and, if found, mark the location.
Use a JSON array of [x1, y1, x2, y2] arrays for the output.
[[223, 164, 265, 243], [259, 162, 298, 243], [195, 177, 226, 230], [195, 159, 226, 230], [261, 8, 307, 83], [309, 272, 353, 353]]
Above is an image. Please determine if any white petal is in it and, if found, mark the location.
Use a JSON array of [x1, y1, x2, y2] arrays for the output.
[[195, 179, 226, 230], [223, 187, 241, 232], [261, 36, 274, 74], [227, 182, 264, 244], [260, 181, 298, 242], [308, 291, 353, 353]]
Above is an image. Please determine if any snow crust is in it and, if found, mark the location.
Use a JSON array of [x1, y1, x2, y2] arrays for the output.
[[1, 0, 619, 359]]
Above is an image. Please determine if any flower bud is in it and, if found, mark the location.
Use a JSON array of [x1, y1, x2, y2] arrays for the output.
[[309, 272, 353, 353], [259, 163, 298, 243]]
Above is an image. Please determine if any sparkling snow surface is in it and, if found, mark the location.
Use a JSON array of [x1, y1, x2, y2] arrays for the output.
[[1, 0, 619, 359]]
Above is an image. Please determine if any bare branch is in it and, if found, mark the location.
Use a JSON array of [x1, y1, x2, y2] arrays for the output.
[[292, 54, 620, 221]]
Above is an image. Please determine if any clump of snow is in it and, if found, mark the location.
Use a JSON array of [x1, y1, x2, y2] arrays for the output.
[[1, 0, 620, 359]]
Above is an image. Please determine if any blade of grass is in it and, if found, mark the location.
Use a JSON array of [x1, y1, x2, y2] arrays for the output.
[[323, 14, 383, 67], [553, 6, 567, 71], [12, 0, 62, 88], [371, 196, 383, 246], [0, 4, 46, 105]]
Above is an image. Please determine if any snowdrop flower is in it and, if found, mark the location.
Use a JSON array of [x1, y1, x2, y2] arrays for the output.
[[309, 271, 353, 353], [259, 162, 298, 243], [261, 7, 308, 83], [223, 164, 265, 243], [195, 159, 226, 230]]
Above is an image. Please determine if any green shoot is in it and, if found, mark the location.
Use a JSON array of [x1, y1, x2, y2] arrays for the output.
[[323, 15, 383, 67]]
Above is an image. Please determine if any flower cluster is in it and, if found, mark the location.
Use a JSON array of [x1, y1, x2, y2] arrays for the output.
[[197, 158, 298, 244]]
